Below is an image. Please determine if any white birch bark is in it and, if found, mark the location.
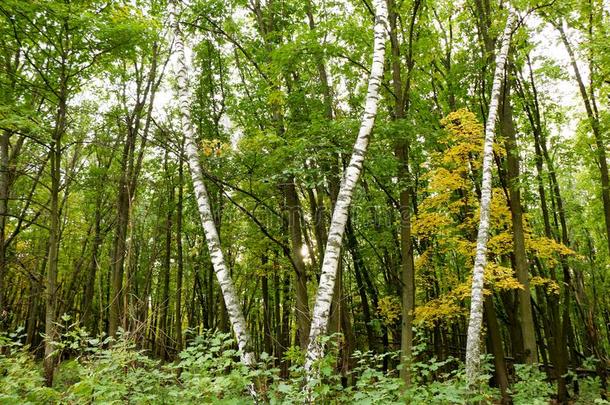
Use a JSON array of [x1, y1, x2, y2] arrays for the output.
[[465, 10, 516, 386], [304, 0, 388, 374], [169, 3, 255, 370]]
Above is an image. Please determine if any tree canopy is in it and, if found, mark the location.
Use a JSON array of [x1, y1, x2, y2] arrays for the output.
[[0, 0, 609, 403]]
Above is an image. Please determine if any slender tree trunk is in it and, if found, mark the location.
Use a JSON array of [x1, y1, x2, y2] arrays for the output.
[[158, 152, 173, 359], [175, 143, 184, 353], [465, 11, 515, 386], [387, 0, 421, 385], [484, 295, 510, 403], [170, 2, 255, 372], [261, 256, 272, 355], [500, 76, 537, 363], [279, 268, 291, 378], [109, 163, 129, 337], [557, 22, 610, 255], [82, 199, 103, 330], [0, 130, 9, 327], [346, 216, 376, 350], [282, 179, 310, 349], [304, 0, 388, 377], [44, 87, 66, 386]]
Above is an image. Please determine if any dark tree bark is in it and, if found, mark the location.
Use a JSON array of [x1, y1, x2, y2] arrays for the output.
[[500, 74, 537, 364]]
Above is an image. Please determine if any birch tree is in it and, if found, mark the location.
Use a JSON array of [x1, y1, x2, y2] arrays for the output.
[[169, 2, 255, 370], [304, 0, 388, 374], [464, 9, 516, 386]]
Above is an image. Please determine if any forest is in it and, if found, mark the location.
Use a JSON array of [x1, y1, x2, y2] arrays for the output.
[[0, 0, 609, 403]]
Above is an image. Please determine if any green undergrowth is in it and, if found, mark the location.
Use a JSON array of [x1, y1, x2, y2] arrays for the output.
[[0, 328, 606, 404]]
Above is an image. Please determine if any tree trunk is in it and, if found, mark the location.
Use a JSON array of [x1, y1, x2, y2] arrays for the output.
[[279, 267, 291, 378], [261, 256, 272, 355], [304, 0, 388, 377], [175, 142, 184, 353], [346, 216, 376, 350], [44, 84, 67, 386], [82, 198, 103, 330], [282, 179, 310, 349], [465, 11, 515, 386], [484, 295, 510, 403], [158, 151, 173, 359], [170, 2, 255, 372], [557, 21, 610, 256], [109, 150, 130, 337], [500, 76, 537, 363], [387, 0, 421, 385], [0, 130, 9, 326]]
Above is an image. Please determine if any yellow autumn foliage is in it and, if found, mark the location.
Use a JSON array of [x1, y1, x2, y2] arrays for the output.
[[413, 110, 533, 329], [412, 211, 451, 238], [442, 142, 483, 170], [201, 138, 229, 157], [487, 232, 514, 256], [419, 192, 453, 212], [414, 296, 466, 327], [440, 109, 484, 146], [526, 236, 577, 266], [427, 167, 469, 192], [451, 281, 473, 300], [415, 249, 432, 269], [414, 262, 524, 329], [530, 276, 561, 295], [489, 189, 512, 229], [452, 239, 476, 260], [485, 263, 524, 291], [377, 296, 401, 326]]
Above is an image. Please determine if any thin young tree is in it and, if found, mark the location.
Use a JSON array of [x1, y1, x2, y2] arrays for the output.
[[304, 0, 388, 374], [464, 9, 516, 386], [169, 1, 255, 370]]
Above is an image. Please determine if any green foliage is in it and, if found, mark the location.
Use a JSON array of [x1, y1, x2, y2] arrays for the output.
[[64, 337, 175, 404], [0, 331, 59, 404], [575, 374, 610, 405], [404, 354, 499, 404], [0, 330, 510, 404], [167, 332, 254, 403], [1, 0, 609, 404], [510, 364, 554, 405], [571, 358, 610, 404], [11, 328, 610, 404]]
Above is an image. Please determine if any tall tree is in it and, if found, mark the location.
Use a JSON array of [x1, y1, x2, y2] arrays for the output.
[[304, 0, 388, 375], [108, 42, 162, 337], [387, 0, 422, 385], [169, 0, 255, 372], [0, 0, 142, 384], [554, 19, 610, 256], [465, 9, 515, 386]]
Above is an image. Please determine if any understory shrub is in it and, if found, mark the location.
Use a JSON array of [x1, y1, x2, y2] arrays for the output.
[[1, 328, 608, 404]]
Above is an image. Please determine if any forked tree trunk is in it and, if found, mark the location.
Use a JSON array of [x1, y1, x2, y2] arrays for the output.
[[169, 2, 255, 371], [465, 10, 515, 386], [304, 0, 388, 375]]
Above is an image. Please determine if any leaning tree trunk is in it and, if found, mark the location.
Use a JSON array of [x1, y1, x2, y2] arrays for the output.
[[169, 2, 255, 371], [304, 0, 388, 376], [465, 10, 515, 387]]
